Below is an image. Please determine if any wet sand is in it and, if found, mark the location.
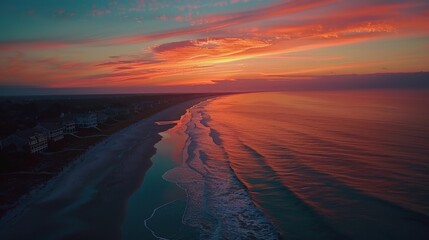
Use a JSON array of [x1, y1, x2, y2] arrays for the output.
[[0, 98, 209, 240]]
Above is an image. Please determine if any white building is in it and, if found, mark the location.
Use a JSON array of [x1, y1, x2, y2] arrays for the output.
[[28, 133, 49, 153], [62, 117, 77, 134], [34, 122, 64, 142], [97, 112, 109, 124], [4, 129, 48, 153], [75, 112, 97, 128]]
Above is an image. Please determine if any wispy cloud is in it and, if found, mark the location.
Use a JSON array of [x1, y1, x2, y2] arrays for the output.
[[1, 0, 428, 90]]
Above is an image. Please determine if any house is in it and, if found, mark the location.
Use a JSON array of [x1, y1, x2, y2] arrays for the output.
[[104, 108, 119, 118], [3, 129, 48, 153], [75, 112, 97, 128], [34, 122, 64, 142], [104, 107, 130, 119], [132, 104, 142, 113], [97, 112, 109, 124], [114, 107, 130, 116], [141, 100, 154, 109], [62, 117, 77, 134]]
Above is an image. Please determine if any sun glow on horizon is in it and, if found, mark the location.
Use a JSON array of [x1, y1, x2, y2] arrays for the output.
[[0, 0, 428, 92]]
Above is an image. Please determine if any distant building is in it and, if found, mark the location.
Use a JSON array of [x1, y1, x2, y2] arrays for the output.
[[132, 104, 142, 113], [115, 107, 130, 116], [104, 107, 130, 118], [4, 129, 48, 153], [34, 122, 64, 142], [97, 112, 109, 124], [75, 112, 97, 128], [141, 101, 154, 109], [62, 117, 76, 134], [104, 108, 119, 118]]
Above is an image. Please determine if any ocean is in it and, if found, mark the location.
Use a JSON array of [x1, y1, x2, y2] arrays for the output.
[[138, 90, 429, 239]]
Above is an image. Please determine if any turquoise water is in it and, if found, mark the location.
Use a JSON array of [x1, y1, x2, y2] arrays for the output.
[[122, 130, 198, 240]]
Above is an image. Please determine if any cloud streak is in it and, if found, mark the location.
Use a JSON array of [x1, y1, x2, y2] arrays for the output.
[[1, 0, 428, 90]]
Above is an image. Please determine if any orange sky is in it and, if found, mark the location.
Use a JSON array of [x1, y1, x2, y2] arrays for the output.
[[0, 0, 428, 93]]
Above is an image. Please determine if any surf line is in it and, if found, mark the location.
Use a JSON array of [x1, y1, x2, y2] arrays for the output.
[[144, 198, 181, 240], [162, 173, 190, 225]]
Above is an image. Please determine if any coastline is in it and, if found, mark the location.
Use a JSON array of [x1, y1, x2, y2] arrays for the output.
[[162, 98, 279, 239], [0, 97, 213, 239], [122, 116, 200, 239]]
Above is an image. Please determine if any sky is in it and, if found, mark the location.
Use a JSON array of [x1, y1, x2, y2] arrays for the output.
[[0, 0, 429, 94]]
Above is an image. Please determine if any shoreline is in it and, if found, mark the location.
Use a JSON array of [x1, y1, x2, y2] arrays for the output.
[[121, 101, 209, 239], [162, 98, 279, 239], [0, 97, 214, 239], [0, 93, 225, 218]]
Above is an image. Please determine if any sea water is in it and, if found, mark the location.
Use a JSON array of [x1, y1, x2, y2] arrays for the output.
[[122, 124, 198, 239], [163, 90, 429, 239], [127, 90, 429, 239]]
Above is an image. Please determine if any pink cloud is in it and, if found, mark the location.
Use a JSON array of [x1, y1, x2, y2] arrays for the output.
[[2, 0, 429, 88], [3, 0, 428, 52]]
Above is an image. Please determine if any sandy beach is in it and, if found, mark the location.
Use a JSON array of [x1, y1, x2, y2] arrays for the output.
[[0, 98, 209, 240]]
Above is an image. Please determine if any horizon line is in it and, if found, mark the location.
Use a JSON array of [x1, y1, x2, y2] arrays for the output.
[[1, 71, 428, 97]]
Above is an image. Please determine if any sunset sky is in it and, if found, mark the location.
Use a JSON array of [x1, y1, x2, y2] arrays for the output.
[[1, 0, 429, 94]]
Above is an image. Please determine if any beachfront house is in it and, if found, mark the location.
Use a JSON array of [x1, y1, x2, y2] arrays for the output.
[[141, 100, 154, 109], [104, 107, 130, 119], [3, 129, 48, 153], [104, 108, 119, 118], [132, 104, 141, 113], [97, 112, 109, 124], [34, 122, 64, 142], [75, 112, 97, 128], [62, 117, 77, 134], [113, 107, 130, 116]]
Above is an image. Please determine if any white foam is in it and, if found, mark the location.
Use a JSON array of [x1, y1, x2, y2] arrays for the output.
[[164, 102, 278, 239], [144, 199, 179, 240]]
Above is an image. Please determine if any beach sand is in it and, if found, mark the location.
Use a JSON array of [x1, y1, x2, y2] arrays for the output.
[[0, 98, 209, 240]]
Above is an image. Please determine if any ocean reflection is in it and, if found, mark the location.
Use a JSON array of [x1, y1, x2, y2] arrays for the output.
[[170, 90, 429, 239]]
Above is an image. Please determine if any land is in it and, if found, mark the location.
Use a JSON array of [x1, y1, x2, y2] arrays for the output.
[[0, 93, 223, 219]]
